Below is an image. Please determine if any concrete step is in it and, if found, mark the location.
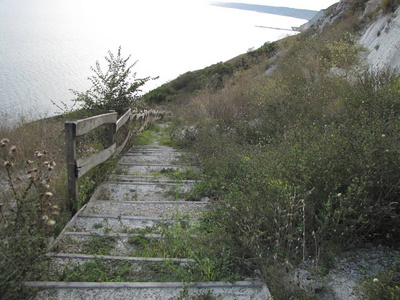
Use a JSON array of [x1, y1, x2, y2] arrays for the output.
[[26, 281, 271, 300], [91, 181, 195, 202], [46, 253, 189, 271], [46, 252, 190, 267], [120, 152, 183, 165], [127, 145, 179, 153], [40, 253, 192, 283], [70, 214, 191, 234], [83, 200, 208, 218], [53, 232, 160, 257], [52, 231, 194, 258], [109, 175, 198, 184], [117, 164, 200, 177]]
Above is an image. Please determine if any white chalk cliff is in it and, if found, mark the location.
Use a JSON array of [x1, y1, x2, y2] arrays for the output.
[[301, 0, 400, 71]]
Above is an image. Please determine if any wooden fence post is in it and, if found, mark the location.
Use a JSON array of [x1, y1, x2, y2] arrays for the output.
[[108, 110, 116, 146], [65, 121, 78, 210]]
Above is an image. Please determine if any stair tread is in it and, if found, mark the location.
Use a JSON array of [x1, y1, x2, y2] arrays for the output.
[[46, 252, 190, 262], [84, 200, 208, 218], [70, 214, 193, 234], [90, 181, 194, 202], [27, 280, 271, 300]]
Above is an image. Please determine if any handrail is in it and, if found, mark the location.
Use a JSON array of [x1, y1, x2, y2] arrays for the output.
[[65, 109, 165, 207]]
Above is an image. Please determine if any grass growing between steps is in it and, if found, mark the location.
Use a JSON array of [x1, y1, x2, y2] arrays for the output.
[[52, 259, 189, 283], [159, 167, 203, 181], [47, 218, 243, 284], [127, 221, 198, 258], [135, 129, 156, 146], [48, 254, 240, 284], [135, 121, 174, 146]]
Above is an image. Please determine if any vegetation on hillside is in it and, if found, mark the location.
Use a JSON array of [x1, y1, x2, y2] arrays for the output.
[[167, 2, 400, 298], [144, 42, 278, 104]]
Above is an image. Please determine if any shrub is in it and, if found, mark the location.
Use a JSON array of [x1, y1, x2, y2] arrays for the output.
[[72, 46, 157, 115], [363, 265, 400, 299], [178, 68, 400, 300], [144, 85, 176, 104], [382, 0, 400, 14], [321, 33, 362, 75], [350, 0, 369, 12]]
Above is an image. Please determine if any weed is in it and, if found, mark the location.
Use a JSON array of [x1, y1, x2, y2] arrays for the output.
[[81, 235, 117, 255], [135, 129, 155, 145], [175, 288, 218, 300], [92, 223, 103, 229], [160, 167, 202, 181], [363, 264, 400, 299], [55, 258, 195, 283], [0, 141, 66, 299]]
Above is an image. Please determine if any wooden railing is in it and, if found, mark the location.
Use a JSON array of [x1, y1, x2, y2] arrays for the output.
[[65, 109, 164, 206]]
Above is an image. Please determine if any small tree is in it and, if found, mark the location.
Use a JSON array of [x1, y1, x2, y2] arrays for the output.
[[73, 46, 157, 115]]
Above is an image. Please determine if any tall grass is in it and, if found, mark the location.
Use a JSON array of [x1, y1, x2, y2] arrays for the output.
[[173, 17, 400, 296], [0, 111, 71, 299], [0, 109, 142, 298]]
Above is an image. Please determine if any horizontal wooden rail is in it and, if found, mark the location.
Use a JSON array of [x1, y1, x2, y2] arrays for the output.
[[75, 112, 118, 137], [65, 109, 165, 208]]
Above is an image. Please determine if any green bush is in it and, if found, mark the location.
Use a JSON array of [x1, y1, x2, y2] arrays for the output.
[[247, 42, 277, 61], [144, 85, 176, 103], [72, 47, 156, 115], [363, 265, 400, 299]]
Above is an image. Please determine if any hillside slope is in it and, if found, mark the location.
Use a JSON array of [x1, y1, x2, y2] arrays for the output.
[[161, 1, 400, 299]]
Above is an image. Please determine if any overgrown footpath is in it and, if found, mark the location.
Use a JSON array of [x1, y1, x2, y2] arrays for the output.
[[23, 122, 270, 299]]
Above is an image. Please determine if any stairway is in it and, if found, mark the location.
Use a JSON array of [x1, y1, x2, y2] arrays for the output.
[[26, 129, 271, 299]]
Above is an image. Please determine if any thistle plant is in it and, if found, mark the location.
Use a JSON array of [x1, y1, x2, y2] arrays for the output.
[[0, 138, 64, 299], [0, 138, 59, 235]]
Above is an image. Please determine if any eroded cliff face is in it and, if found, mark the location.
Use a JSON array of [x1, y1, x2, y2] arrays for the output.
[[359, 4, 400, 70], [302, 0, 400, 71]]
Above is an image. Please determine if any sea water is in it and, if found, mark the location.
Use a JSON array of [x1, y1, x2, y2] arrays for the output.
[[0, 0, 328, 116]]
